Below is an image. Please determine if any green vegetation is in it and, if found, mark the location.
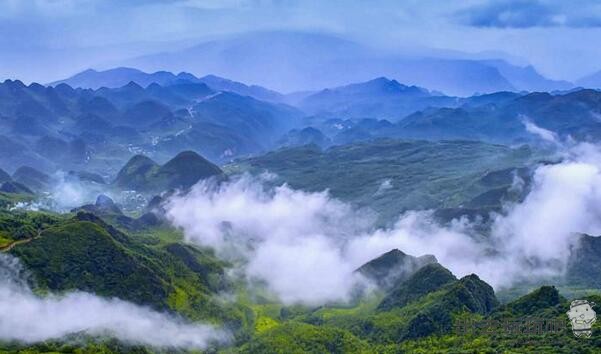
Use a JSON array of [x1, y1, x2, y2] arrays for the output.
[[226, 139, 540, 222], [356, 249, 437, 290], [378, 263, 457, 311], [1, 207, 600, 353], [3, 211, 244, 327], [114, 151, 223, 193]]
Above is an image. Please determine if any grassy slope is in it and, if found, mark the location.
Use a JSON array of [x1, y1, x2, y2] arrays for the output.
[[1, 211, 249, 328], [1, 210, 601, 353]]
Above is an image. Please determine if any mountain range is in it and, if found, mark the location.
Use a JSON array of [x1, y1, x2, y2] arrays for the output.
[[51, 67, 285, 103], [119, 31, 577, 96], [3, 66, 601, 353], [4, 68, 601, 179]]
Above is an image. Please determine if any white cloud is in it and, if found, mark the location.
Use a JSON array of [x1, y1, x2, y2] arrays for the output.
[[166, 142, 601, 304], [522, 117, 560, 143], [0, 254, 228, 348]]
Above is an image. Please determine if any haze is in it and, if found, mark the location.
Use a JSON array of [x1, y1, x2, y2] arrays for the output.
[[3, 0, 601, 87]]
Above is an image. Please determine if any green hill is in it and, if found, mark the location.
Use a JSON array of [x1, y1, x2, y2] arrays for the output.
[[8, 211, 235, 323], [113, 151, 223, 193], [113, 154, 160, 190], [356, 248, 437, 290], [378, 262, 457, 311], [226, 139, 539, 222]]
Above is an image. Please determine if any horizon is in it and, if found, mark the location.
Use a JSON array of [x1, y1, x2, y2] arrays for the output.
[[3, 1, 601, 86]]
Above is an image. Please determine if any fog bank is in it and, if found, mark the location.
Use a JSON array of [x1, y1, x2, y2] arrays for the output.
[[166, 143, 601, 305], [0, 254, 228, 348]]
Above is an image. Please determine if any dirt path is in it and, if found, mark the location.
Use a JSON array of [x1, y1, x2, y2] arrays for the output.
[[0, 230, 41, 252]]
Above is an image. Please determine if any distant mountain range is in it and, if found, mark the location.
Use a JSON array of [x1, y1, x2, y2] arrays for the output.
[[298, 77, 457, 120], [576, 70, 601, 89], [51, 67, 284, 103], [119, 31, 576, 96], [0, 76, 302, 174], [4, 66, 601, 179]]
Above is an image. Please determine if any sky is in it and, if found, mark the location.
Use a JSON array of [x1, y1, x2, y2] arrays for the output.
[[2, 0, 601, 84]]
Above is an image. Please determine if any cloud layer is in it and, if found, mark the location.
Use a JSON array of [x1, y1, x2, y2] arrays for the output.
[[166, 142, 601, 305], [0, 254, 228, 348]]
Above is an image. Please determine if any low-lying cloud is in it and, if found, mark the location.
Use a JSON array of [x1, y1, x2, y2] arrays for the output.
[[166, 142, 601, 305], [522, 117, 560, 143], [0, 254, 228, 348]]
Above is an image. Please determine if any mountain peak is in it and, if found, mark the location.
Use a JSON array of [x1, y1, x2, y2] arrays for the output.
[[113, 154, 160, 189], [114, 151, 222, 192], [158, 150, 223, 190], [356, 248, 438, 289], [122, 81, 144, 90]]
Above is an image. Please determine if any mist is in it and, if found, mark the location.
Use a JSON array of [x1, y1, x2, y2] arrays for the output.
[[3, 0, 601, 84], [11, 171, 148, 214], [0, 254, 228, 348], [165, 140, 601, 305]]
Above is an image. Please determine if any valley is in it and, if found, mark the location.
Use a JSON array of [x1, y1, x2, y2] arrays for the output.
[[3, 7, 601, 351]]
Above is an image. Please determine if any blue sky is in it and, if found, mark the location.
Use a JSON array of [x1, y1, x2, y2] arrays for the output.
[[2, 0, 601, 83]]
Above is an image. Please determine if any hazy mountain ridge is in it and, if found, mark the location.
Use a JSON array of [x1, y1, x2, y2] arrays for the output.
[[114, 151, 223, 192], [52, 67, 285, 103], [2, 71, 601, 179], [124, 31, 576, 96], [0, 77, 303, 174]]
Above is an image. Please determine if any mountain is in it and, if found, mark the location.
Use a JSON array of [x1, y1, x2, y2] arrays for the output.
[[8, 211, 229, 318], [496, 286, 564, 317], [396, 88, 601, 143], [397, 274, 498, 339], [124, 30, 558, 96], [113, 154, 160, 190], [50, 67, 186, 89], [0, 135, 51, 173], [0, 168, 10, 183], [0, 77, 306, 177], [576, 70, 601, 88], [121, 100, 174, 127], [155, 150, 224, 190], [356, 249, 437, 289], [113, 151, 223, 192], [566, 234, 601, 288], [197, 74, 284, 102], [227, 139, 536, 221], [12, 166, 50, 192], [75, 194, 123, 215], [377, 263, 457, 311], [315, 269, 499, 342], [52, 68, 284, 102], [0, 181, 33, 194], [276, 127, 330, 148], [483, 60, 573, 92], [189, 91, 303, 145], [299, 77, 457, 120]]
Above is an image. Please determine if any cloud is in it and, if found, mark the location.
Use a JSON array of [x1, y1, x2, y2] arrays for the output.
[[374, 178, 393, 195], [522, 117, 560, 143], [165, 142, 601, 305], [0, 254, 228, 348], [165, 177, 370, 304], [457, 0, 558, 28], [457, 0, 601, 28], [350, 143, 601, 287]]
